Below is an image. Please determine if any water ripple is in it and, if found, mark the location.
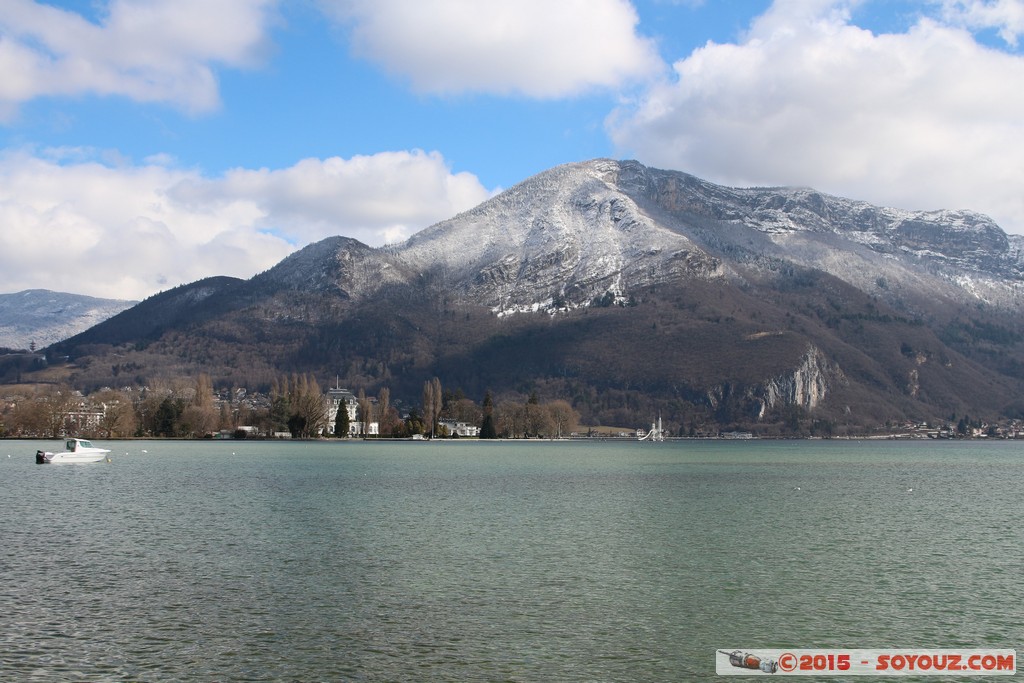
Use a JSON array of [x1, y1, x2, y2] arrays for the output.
[[2, 439, 1022, 680]]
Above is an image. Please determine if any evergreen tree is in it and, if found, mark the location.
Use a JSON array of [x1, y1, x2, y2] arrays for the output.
[[154, 397, 181, 437], [480, 390, 497, 439], [423, 381, 434, 437], [287, 413, 307, 439], [404, 407, 425, 436], [334, 400, 350, 437]]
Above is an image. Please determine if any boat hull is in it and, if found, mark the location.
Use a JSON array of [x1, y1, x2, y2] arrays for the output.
[[35, 449, 110, 464]]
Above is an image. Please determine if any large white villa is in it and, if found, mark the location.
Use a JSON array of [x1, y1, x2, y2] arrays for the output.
[[326, 388, 379, 436]]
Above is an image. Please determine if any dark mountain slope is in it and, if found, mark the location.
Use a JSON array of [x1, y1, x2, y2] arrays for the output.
[[56, 277, 246, 350]]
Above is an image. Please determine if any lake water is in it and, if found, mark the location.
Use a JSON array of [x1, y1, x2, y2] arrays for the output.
[[1, 438, 1021, 681]]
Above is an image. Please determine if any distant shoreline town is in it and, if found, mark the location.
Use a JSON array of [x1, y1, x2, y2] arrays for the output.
[[3, 373, 1021, 443]]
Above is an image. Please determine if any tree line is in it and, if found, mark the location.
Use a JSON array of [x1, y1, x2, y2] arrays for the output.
[[0, 374, 581, 440]]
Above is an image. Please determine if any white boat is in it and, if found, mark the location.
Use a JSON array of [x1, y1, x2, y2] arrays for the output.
[[36, 438, 111, 464]]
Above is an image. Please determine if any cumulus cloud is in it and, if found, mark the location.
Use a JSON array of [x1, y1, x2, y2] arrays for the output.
[[319, 0, 663, 96], [0, 0, 277, 118], [609, 0, 1024, 234], [939, 0, 1024, 47], [0, 149, 492, 300]]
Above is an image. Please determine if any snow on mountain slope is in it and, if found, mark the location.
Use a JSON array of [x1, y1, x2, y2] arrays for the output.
[[387, 159, 1023, 314], [203, 159, 1022, 319], [398, 159, 722, 313], [609, 160, 1024, 312], [0, 289, 136, 350]]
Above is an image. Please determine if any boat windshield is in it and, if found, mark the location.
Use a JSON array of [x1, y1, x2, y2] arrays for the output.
[[66, 439, 75, 451], [80, 440, 93, 448]]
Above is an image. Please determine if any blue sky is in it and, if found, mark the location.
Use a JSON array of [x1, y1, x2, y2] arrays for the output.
[[1, 0, 1022, 300]]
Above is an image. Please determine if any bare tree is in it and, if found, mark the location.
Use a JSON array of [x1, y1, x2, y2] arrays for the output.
[[179, 373, 218, 437], [93, 389, 138, 438], [497, 401, 526, 438], [357, 388, 372, 437], [423, 377, 443, 438], [379, 405, 401, 437], [451, 398, 482, 426], [526, 405, 553, 437], [284, 373, 327, 438], [40, 385, 79, 438], [547, 400, 580, 439], [423, 380, 435, 438], [377, 387, 396, 435], [525, 393, 552, 438], [179, 405, 214, 438], [218, 402, 233, 432], [194, 373, 215, 409], [431, 377, 442, 437], [11, 393, 47, 436]]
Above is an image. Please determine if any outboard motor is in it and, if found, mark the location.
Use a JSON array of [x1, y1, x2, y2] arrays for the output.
[[36, 450, 48, 464]]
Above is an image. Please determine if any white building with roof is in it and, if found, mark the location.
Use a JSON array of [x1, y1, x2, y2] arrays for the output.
[[326, 388, 379, 436]]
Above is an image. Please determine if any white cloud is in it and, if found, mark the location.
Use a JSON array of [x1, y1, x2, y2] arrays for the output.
[[175, 150, 493, 246], [320, 0, 663, 97], [0, 149, 492, 300], [938, 0, 1024, 47], [0, 0, 277, 118], [609, 0, 1024, 235]]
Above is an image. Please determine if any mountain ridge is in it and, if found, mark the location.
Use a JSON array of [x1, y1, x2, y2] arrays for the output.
[[39, 159, 1024, 432], [264, 158, 1024, 316], [0, 289, 136, 350]]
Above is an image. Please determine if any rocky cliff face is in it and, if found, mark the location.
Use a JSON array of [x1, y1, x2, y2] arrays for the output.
[[699, 345, 844, 422], [754, 345, 844, 419]]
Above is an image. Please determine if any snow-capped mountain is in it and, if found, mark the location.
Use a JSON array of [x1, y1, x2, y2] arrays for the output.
[[398, 159, 721, 315], [259, 158, 1023, 316], [611, 160, 1024, 309], [0, 289, 136, 350]]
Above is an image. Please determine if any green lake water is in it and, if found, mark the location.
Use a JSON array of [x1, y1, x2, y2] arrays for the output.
[[1, 438, 1021, 681]]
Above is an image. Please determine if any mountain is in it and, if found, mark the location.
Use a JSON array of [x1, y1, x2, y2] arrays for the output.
[[0, 289, 136, 351], [45, 160, 1024, 433], [402, 159, 1024, 313]]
